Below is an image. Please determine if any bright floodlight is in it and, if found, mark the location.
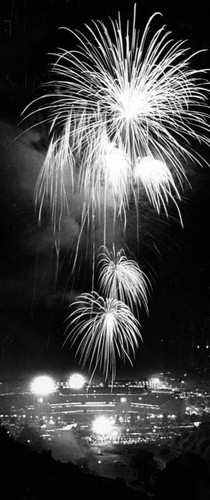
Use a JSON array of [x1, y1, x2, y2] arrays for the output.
[[92, 416, 115, 436], [30, 375, 56, 395], [68, 373, 85, 389]]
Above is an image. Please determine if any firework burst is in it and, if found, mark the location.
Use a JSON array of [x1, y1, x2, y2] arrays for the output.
[[98, 245, 150, 314], [22, 6, 210, 380], [26, 4, 210, 230], [64, 291, 142, 382]]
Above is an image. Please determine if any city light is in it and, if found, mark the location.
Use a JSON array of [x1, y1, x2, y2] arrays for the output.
[[68, 373, 86, 390], [92, 416, 116, 436], [150, 377, 161, 388], [149, 376, 170, 390], [30, 376, 56, 395], [1, 372, 210, 458]]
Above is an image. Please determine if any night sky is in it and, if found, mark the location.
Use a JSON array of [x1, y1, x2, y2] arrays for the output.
[[0, 0, 210, 381]]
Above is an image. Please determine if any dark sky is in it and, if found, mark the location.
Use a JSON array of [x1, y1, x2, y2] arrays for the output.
[[0, 0, 210, 381]]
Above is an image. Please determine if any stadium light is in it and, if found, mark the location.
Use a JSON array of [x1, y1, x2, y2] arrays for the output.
[[30, 375, 56, 396]]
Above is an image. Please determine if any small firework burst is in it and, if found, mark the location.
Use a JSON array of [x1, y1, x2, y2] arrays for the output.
[[64, 291, 142, 382], [98, 245, 150, 314]]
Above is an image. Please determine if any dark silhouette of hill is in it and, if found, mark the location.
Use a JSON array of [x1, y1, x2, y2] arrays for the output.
[[154, 451, 210, 500], [0, 427, 149, 500], [153, 423, 210, 500]]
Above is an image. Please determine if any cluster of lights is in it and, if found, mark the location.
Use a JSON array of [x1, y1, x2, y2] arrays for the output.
[[149, 377, 169, 389], [30, 373, 86, 395]]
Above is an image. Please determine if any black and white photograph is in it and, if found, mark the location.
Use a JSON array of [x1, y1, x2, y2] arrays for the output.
[[0, 1, 210, 498]]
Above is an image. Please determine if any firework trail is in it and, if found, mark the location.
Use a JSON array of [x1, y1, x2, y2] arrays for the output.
[[64, 291, 142, 382]]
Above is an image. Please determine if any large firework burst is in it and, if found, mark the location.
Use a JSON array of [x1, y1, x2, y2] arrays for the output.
[[26, 5, 210, 231], [64, 291, 142, 382]]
